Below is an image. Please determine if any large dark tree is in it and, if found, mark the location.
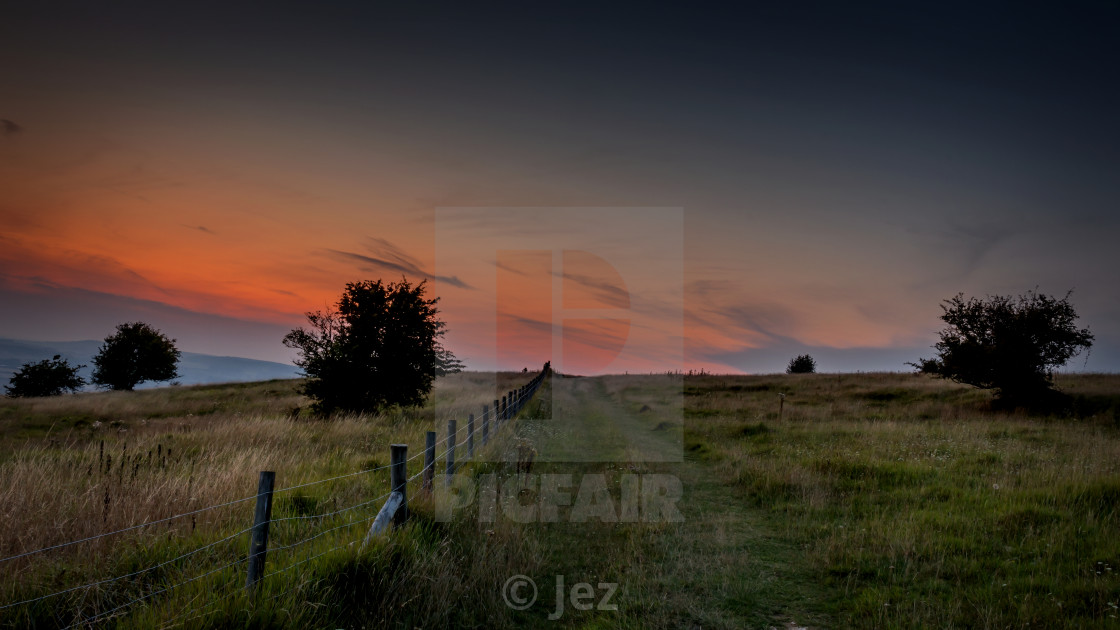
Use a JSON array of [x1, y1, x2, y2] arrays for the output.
[[5, 355, 85, 397], [913, 290, 1093, 406], [283, 279, 446, 414], [91, 322, 181, 391]]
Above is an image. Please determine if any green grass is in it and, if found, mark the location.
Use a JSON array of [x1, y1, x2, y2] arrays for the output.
[[684, 372, 1120, 628], [2, 371, 1119, 628]]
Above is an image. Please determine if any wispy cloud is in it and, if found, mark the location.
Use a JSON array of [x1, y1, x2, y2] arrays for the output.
[[183, 224, 216, 235], [325, 237, 475, 290], [559, 270, 630, 309], [501, 313, 630, 349], [1, 119, 23, 136], [494, 259, 529, 276]]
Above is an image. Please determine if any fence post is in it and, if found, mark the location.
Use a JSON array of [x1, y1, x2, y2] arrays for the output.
[[501, 395, 507, 423], [467, 413, 475, 460], [446, 419, 457, 483], [245, 470, 275, 590], [482, 404, 490, 446], [423, 431, 436, 490], [391, 444, 408, 528]]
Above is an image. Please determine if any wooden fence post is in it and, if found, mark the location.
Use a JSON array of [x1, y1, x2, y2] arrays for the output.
[[391, 444, 408, 528], [501, 395, 507, 423], [245, 470, 275, 590], [467, 413, 475, 460], [482, 404, 490, 446], [423, 431, 436, 490], [446, 419, 457, 483]]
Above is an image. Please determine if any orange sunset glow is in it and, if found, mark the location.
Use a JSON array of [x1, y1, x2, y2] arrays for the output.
[[2, 3, 1117, 374]]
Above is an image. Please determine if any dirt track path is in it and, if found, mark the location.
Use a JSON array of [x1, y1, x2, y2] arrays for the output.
[[509, 377, 828, 629]]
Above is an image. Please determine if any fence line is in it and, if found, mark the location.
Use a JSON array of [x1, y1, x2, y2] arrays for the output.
[[4, 362, 551, 626]]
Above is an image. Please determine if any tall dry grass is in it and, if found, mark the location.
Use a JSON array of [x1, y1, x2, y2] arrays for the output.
[[0, 374, 528, 585]]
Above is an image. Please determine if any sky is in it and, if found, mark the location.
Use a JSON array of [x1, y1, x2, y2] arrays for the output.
[[1, 1, 1117, 374]]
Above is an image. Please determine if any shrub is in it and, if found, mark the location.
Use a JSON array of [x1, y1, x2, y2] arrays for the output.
[[5, 355, 85, 397], [787, 354, 816, 374]]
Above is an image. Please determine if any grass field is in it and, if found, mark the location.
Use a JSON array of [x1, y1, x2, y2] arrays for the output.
[[1, 371, 1119, 628]]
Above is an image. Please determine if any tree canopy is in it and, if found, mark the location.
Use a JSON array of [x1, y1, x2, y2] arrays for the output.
[[787, 354, 817, 374], [912, 290, 1093, 406], [91, 322, 182, 391], [283, 279, 451, 414], [5, 355, 85, 397]]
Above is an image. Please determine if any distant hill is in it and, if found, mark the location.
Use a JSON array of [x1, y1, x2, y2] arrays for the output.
[[0, 338, 301, 389]]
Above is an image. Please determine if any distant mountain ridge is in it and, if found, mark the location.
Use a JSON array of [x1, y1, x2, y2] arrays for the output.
[[0, 338, 301, 389]]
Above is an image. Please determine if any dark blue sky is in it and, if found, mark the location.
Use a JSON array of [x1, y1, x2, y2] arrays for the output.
[[1, 1, 1117, 372]]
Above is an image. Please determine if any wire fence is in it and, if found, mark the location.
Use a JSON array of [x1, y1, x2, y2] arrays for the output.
[[0, 365, 550, 628]]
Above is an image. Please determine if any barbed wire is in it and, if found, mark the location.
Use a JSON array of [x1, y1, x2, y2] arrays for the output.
[[64, 554, 249, 629], [4, 369, 548, 627], [0, 494, 260, 566], [0, 525, 252, 610], [269, 487, 395, 526]]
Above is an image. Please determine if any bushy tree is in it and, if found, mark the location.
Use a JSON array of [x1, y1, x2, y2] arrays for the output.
[[283, 279, 445, 414], [5, 355, 85, 397], [912, 290, 1093, 406], [787, 354, 816, 374], [92, 322, 181, 391]]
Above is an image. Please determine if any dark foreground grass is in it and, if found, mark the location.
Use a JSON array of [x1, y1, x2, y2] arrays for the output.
[[3, 372, 1119, 628], [682, 372, 1120, 628]]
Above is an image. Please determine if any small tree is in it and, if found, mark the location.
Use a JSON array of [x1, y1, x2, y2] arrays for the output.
[[283, 279, 445, 414], [5, 355, 85, 397], [787, 354, 816, 374], [912, 290, 1093, 406], [92, 322, 181, 391]]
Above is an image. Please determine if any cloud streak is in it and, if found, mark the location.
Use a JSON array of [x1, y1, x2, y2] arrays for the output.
[[1, 119, 22, 136], [325, 237, 474, 290]]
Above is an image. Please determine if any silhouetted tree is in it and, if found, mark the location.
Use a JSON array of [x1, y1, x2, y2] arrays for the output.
[[787, 354, 816, 374], [283, 279, 445, 414], [91, 322, 181, 391], [434, 344, 465, 376], [912, 290, 1093, 407], [5, 355, 85, 397]]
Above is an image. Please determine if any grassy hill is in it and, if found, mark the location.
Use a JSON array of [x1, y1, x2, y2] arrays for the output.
[[1, 372, 1118, 628]]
